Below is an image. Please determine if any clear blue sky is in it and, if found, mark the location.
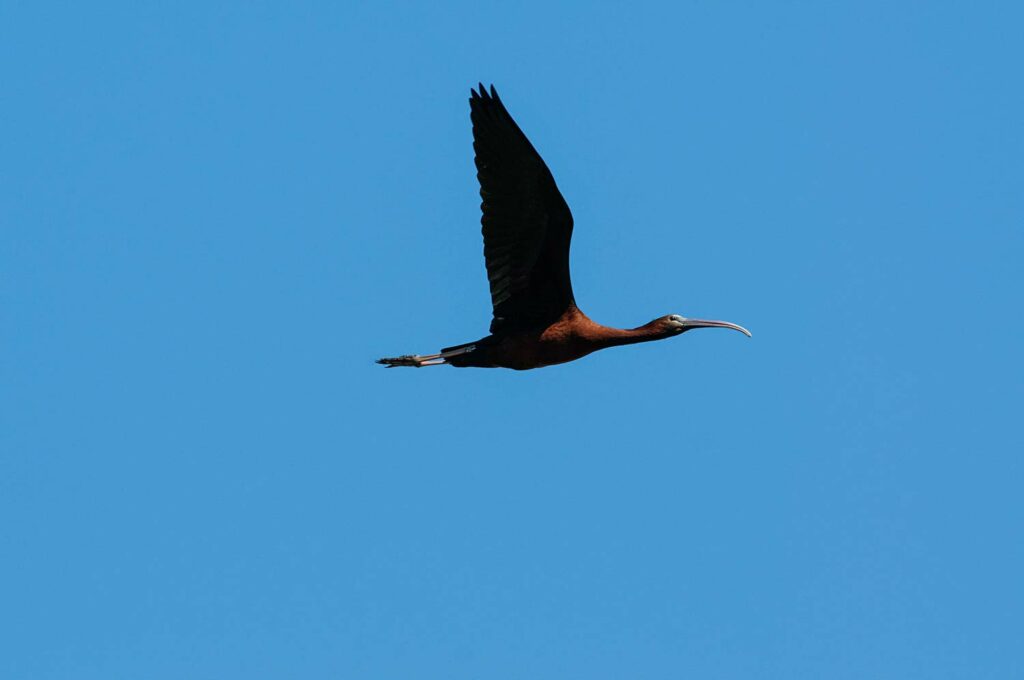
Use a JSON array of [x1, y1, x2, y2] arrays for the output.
[[3, 2, 1022, 678]]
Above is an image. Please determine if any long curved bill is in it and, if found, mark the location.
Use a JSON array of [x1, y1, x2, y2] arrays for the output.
[[683, 318, 752, 337]]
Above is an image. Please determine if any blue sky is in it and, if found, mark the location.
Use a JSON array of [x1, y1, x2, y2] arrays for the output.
[[2, 1, 1022, 678]]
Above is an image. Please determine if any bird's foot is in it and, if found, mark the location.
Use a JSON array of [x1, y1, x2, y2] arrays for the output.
[[375, 345, 475, 368], [378, 356, 434, 366], [376, 354, 439, 368]]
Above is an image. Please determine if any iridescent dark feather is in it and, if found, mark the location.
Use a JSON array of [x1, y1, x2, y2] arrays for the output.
[[470, 84, 575, 333]]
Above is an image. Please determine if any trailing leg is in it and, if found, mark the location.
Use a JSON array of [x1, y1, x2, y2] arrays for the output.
[[376, 344, 476, 368]]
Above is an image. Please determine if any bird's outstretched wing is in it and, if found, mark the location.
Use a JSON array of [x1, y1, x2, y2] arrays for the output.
[[470, 84, 575, 334]]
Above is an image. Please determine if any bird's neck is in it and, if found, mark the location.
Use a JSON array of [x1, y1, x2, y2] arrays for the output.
[[589, 323, 668, 350]]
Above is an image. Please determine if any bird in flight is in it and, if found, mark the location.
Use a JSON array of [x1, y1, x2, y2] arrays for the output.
[[378, 84, 750, 370]]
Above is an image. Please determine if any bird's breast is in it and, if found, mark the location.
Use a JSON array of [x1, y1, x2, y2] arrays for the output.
[[489, 322, 597, 370]]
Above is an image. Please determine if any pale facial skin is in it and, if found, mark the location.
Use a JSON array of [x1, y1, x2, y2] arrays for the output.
[[664, 314, 752, 337]]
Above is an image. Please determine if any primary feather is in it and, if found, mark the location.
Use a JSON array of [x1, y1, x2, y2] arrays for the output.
[[470, 84, 576, 333]]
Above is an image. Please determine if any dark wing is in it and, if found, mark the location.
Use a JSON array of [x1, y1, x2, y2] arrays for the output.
[[470, 84, 576, 334]]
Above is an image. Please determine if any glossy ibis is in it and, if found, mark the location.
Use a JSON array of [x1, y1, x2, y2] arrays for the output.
[[378, 84, 750, 370]]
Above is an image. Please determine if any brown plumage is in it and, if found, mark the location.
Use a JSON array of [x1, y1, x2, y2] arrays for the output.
[[378, 84, 750, 370]]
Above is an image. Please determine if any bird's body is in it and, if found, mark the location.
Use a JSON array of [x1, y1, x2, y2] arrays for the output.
[[440, 306, 678, 370], [378, 85, 749, 370]]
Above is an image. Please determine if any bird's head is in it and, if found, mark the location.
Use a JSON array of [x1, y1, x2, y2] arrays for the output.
[[659, 314, 752, 337]]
